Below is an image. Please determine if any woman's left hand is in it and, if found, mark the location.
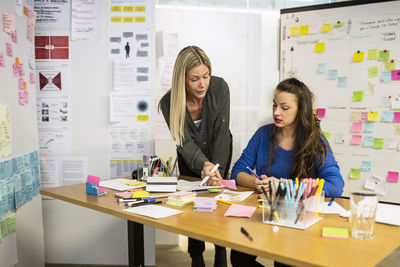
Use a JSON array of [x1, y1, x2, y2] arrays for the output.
[[255, 175, 280, 193]]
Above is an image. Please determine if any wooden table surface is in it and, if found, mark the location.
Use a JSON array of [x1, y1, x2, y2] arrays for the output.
[[40, 178, 400, 267]]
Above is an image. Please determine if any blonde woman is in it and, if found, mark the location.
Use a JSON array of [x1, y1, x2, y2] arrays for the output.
[[159, 46, 232, 267]]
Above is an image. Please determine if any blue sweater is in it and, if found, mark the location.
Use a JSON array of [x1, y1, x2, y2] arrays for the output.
[[230, 124, 344, 198]]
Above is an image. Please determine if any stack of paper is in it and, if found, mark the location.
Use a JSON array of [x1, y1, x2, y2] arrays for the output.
[[146, 177, 177, 192], [166, 191, 197, 206], [194, 197, 217, 212]]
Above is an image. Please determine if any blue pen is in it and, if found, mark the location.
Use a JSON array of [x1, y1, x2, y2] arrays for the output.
[[328, 197, 334, 206], [246, 166, 262, 180]]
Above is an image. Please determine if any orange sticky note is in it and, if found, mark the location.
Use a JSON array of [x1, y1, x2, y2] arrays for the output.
[[15, 57, 20, 66]]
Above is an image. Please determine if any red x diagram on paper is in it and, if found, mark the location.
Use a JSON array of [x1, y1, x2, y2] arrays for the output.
[[35, 36, 69, 60]]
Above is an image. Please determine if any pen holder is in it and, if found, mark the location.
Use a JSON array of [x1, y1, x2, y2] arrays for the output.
[[262, 191, 325, 230]]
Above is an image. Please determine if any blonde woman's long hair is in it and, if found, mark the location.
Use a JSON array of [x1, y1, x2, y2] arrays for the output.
[[169, 46, 212, 146]]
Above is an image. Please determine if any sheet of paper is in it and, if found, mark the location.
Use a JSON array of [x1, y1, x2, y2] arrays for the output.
[[224, 204, 256, 218], [99, 178, 145, 191], [124, 204, 183, 219], [34, 0, 71, 31], [110, 91, 151, 123], [320, 201, 347, 214], [39, 126, 71, 154], [35, 61, 71, 98], [71, 0, 100, 41], [176, 180, 223, 192], [0, 105, 12, 157], [114, 61, 151, 92], [215, 189, 254, 203], [341, 203, 400, 226]]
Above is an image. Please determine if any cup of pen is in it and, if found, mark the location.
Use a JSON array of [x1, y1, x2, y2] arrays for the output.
[[262, 192, 324, 229], [350, 192, 378, 239]]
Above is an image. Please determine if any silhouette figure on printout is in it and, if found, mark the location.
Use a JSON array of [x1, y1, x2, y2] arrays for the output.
[[125, 42, 130, 58]]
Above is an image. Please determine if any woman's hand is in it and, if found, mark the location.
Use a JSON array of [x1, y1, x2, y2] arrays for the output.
[[201, 161, 223, 186], [254, 175, 280, 193]]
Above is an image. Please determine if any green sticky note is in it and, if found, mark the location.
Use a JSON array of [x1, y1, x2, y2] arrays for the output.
[[368, 49, 378, 60], [352, 91, 363, 102], [368, 66, 378, 77], [350, 168, 361, 179], [0, 219, 7, 239], [373, 138, 384, 149], [6, 216, 16, 234], [322, 227, 349, 239], [378, 50, 390, 61], [322, 131, 331, 140], [208, 188, 221, 193]]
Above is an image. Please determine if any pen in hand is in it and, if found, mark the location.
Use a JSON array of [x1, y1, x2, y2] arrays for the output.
[[246, 166, 262, 180], [200, 163, 220, 186], [240, 227, 253, 241]]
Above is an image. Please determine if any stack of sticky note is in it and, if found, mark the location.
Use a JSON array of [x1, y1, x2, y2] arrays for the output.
[[166, 191, 196, 206], [322, 227, 349, 239], [194, 197, 217, 212]]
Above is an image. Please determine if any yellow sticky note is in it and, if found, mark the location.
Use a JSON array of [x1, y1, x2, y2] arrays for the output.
[[123, 6, 134, 12], [367, 111, 379, 122], [315, 42, 325, 52], [373, 138, 384, 149], [290, 26, 299, 36], [353, 51, 364, 62], [123, 16, 134, 23], [368, 66, 378, 78], [135, 16, 146, 23], [322, 131, 331, 141], [322, 227, 349, 239], [350, 169, 361, 179], [368, 49, 378, 60], [395, 125, 400, 135], [110, 16, 122, 23], [132, 191, 150, 198], [135, 6, 146, 12], [352, 91, 363, 102], [379, 50, 390, 61], [122, 179, 140, 186], [384, 61, 396, 71], [300, 25, 309, 35], [110, 6, 122, 12], [137, 114, 149, 121], [321, 23, 332, 33]]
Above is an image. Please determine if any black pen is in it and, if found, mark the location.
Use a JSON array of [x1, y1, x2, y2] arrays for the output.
[[240, 227, 253, 241]]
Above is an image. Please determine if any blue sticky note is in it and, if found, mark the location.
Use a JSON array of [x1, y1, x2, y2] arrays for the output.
[[381, 111, 394, 122], [361, 161, 372, 172], [363, 136, 374, 147], [363, 122, 375, 133], [328, 69, 338, 80], [381, 71, 392, 82], [317, 63, 327, 73], [337, 77, 347, 87]]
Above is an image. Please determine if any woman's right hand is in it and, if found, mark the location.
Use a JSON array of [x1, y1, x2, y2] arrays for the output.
[[201, 161, 222, 186]]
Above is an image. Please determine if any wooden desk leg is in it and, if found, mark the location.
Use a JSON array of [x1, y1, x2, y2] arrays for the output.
[[127, 220, 144, 267]]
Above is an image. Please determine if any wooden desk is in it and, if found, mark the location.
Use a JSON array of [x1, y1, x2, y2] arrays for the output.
[[40, 179, 400, 267]]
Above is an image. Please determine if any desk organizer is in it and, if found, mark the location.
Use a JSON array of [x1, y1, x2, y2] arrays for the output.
[[262, 193, 325, 230]]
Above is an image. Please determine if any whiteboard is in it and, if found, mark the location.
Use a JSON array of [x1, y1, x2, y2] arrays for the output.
[[280, 0, 400, 203]]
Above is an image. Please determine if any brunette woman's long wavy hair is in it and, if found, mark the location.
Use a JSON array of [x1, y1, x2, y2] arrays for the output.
[[267, 78, 328, 178]]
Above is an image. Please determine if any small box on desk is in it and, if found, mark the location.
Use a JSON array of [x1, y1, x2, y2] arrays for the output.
[[262, 193, 325, 230]]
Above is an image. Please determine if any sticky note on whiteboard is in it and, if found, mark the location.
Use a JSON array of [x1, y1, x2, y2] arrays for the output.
[[391, 70, 400, 81], [315, 42, 325, 52], [387, 171, 399, 183]]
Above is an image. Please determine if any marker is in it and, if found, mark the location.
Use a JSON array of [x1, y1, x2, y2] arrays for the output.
[[125, 200, 162, 207], [200, 163, 220, 186], [240, 227, 253, 241], [328, 197, 335, 206], [246, 166, 261, 180], [218, 199, 233, 205]]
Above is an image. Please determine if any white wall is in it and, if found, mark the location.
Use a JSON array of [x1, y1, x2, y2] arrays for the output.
[[0, 0, 45, 266]]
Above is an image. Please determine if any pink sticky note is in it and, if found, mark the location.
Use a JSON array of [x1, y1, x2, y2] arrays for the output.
[[360, 112, 368, 122], [221, 179, 237, 190], [351, 135, 362, 145], [29, 72, 35, 84], [18, 77, 24, 90], [18, 92, 24, 105], [12, 64, 19, 77], [387, 171, 399, 183], [87, 174, 100, 185], [391, 70, 400, 81], [316, 108, 326, 119], [2, 14, 16, 33], [352, 122, 363, 133], [98, 188, 109, 194], [6, 42, 13, 57], [18, 63, 24, 76], [23, 90, 29, 104], [11, 30, 18, 44], [224, 204, 256, 218], [394, 112, 400, 123], [0, 53, 4, 67]]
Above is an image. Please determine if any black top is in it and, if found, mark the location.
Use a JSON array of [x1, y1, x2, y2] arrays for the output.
[[159, 76, 232, 178]]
